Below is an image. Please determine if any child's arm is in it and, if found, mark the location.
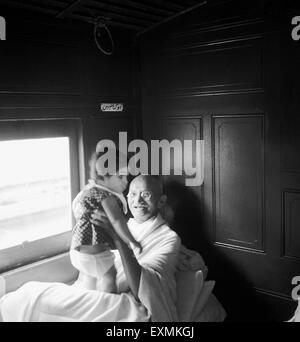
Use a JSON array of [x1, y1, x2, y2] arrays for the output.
[[101, 196, 142, 252]]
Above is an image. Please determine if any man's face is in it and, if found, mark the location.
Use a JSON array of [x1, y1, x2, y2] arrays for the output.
[[127, 176, 162, 223]]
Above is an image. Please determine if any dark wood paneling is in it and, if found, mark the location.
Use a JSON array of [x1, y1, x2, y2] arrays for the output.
[[282, 190, 300, 260], [158, 116, 204, 249], [0, 14, 136, 110], [161, 117, 202, 140], [255, 288, 296, 322], [160, 116, 202, 185], [84, 115, 134, 152], [167, 18, 265, 47], [158, 36, 263, 97], [213, 115, 265, 251], [82, 45, 134, 98], [0, 38, 81, 95], [157, 91, 265, 116], [281, 31, 300, 172]]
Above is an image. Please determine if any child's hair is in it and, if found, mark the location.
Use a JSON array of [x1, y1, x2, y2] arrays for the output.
[[89, 148, 127, 181]]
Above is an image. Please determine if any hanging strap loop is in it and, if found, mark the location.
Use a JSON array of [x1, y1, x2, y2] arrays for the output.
[[93, 18, 114, 56]]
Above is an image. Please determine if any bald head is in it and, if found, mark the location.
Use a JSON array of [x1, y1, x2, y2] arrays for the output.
[[130, 175, 163, 195], [128, 175, 166, 223]]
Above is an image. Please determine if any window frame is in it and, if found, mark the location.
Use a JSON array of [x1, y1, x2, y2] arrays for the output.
[[0, 118, 81, 273]]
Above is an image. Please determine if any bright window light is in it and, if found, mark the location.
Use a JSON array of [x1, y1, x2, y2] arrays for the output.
[[0, 137, 72, 250]]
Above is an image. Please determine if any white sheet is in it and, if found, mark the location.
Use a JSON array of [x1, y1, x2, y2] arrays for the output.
[[0, 214, 226, 322], [0, 214, 181, 322], [0, 281, 149, 322], [175, 256, 226, 322]]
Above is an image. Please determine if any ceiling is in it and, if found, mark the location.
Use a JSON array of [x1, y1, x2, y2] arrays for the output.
[[1, 0, 208, 34]]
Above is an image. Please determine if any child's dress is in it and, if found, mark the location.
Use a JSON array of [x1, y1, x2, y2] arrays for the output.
[[70, 179, 128, 285], [71, 179, 128, 250]]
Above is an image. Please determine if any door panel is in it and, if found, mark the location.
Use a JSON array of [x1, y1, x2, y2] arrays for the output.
[[213, 115, 264, 252]]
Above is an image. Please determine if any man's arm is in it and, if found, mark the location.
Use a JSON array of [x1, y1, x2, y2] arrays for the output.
[[113, 238, 141, 300]]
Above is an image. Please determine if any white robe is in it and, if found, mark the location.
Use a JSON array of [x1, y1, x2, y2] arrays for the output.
[[0, 214, 181, 322]]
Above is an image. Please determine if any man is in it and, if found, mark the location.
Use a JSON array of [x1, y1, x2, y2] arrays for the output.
[[0, 175, 182, 322], [90, 174, 182, 320]]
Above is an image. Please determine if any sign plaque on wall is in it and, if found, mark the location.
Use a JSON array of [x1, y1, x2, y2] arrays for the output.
[[101, 103, 124, 112]]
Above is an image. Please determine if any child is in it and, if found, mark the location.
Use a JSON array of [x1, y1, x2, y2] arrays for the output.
[[70, 143, 142, 293]]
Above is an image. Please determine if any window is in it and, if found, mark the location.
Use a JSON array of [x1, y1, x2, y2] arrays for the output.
[[0, 137, 72, 249], [0, 119, 81, 272]]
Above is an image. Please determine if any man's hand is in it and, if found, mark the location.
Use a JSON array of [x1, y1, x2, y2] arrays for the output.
[[91, 210, 118, 241]]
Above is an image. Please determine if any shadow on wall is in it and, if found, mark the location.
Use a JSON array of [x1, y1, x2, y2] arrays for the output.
[[162, 180, 273, 322]]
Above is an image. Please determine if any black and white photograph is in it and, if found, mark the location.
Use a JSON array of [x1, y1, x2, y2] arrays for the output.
[[0, 0, 299, 326]]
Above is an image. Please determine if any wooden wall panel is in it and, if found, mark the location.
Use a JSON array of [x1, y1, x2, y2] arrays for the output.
[[159, 37, 263, 97], [84, 115, 133, 152], [281, 40, 300, 172], [158, 116, 204, 250], [213, 115, 264, 251], [160, 117, 202, 186], [0, 38, 81, 95], [282, 190, 300, 260], [0, 14, 136, 112], [83, 46, 133, 98]]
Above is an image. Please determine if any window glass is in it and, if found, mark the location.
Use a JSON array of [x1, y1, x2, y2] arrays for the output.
[[0, 137, 72, 250]]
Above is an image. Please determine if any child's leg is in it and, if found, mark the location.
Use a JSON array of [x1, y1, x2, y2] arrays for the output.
[[99, 264, 117, 293], [91, 246, 117, 293]]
